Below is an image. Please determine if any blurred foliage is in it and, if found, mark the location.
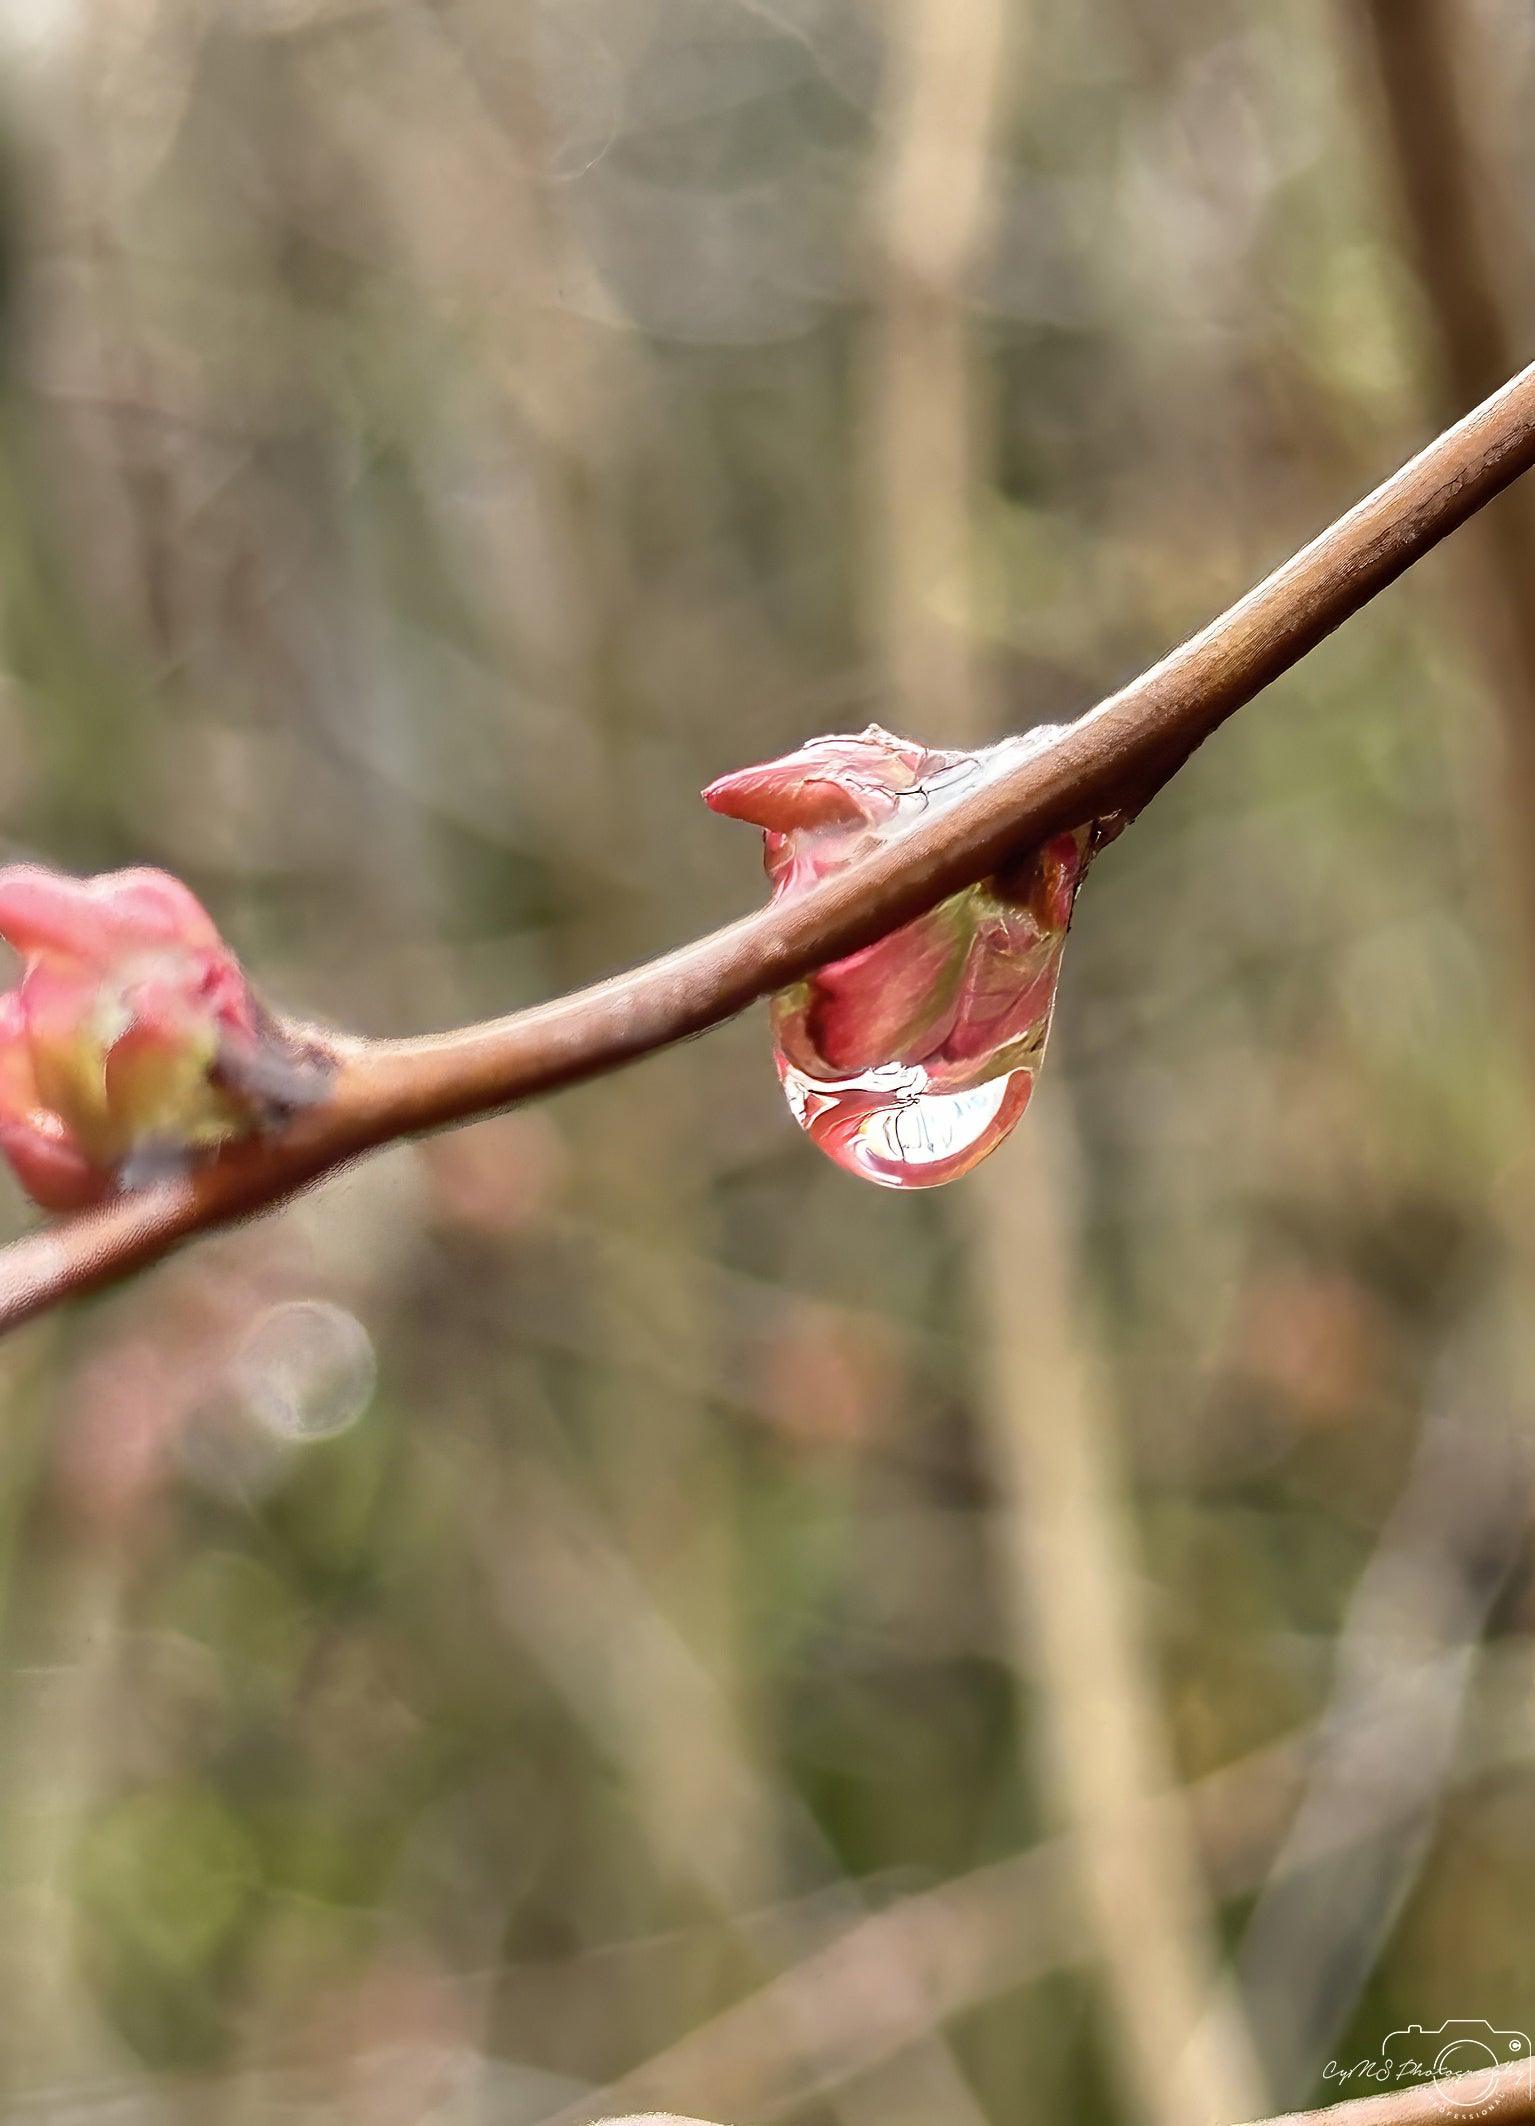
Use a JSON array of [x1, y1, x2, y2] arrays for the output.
[[0, 0, 1527, 2121]]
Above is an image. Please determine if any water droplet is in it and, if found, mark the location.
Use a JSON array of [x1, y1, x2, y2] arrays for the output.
[[231, 1300, 376, 1441], [778, 1057, 1035, 1189], [705, 724, 1088, 1188]]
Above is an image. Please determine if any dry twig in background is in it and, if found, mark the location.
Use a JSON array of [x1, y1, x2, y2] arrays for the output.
[[862, 3, 1263, 2117]]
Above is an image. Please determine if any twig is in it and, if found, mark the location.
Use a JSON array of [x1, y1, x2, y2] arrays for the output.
[[1248, 2058, 1535, 2126], [4, 357, 1535, 1332], [587, 2064, 1535, 2126]]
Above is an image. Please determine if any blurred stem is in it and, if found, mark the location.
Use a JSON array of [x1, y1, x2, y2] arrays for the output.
[[1349, 0, 1535, 1016], [478, 1446, 994, 2126], [972, 1130, 1266, 2126], [563, 1644, 1535, 2126], [575, 1727, 1307, 2125], [457, 25, 992, 2122], [464, 0, 753, 1939], [0, 1528, 131, 2097], [1230, 1307, 1530, 2089], [862, 0, 1011, 720], [861, 2, 1263, 2120]]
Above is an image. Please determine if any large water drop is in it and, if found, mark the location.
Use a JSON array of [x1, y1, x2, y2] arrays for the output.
[[778, 1057, 1036, 1189]]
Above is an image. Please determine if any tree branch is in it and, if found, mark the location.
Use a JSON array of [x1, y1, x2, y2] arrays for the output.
[[4, 355, 1535, 1334], [1250, 2057, 1535, 2126], [590, 2056, 1535, 2126]]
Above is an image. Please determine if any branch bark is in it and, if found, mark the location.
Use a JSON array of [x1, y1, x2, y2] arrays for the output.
[[1249, 2057, 1535, 2126], [591, 2055, 1535, 2126], [4, 355, 1535, 1332]]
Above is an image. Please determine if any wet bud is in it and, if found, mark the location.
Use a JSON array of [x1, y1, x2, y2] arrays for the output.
[[704, 725, 1088, 1188]]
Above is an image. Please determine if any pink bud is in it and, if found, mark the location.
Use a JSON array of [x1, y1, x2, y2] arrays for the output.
[[0, 993, 104, 1209], [0, 865, 327, 1211], [704, 726, 1089, 1188], [704, 729, 926, 833], [705, 726, 940, 897], [0, 866, 222, 962]]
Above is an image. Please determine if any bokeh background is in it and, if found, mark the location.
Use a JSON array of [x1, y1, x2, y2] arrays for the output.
[[0, 0, 1531, 2120]]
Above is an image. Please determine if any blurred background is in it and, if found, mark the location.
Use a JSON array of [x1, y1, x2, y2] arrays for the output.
[[0, 0, 1530, 2119]]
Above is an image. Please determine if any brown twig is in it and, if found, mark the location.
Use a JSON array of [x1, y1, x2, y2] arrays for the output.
[[4, 356, 1535, 1333], [589, 2060, 1535, 2126], [1249, 2058, 1535, 2126]]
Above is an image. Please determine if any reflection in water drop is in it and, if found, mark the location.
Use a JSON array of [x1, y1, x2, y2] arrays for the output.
[[232, 1301, 377, 1441], [779, 1058, 1035, 1189]]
